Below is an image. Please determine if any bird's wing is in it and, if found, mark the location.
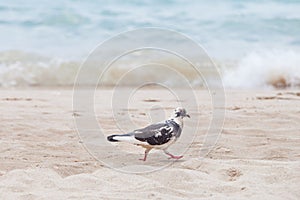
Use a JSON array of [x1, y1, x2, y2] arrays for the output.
[[133, 121, 176, 146]]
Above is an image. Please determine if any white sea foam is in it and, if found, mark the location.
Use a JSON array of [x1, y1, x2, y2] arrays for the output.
[[1, 50, 300, 89], [223, 50, 300, 89], [0, 51, 79, 87], [0, 50, 208, 87]]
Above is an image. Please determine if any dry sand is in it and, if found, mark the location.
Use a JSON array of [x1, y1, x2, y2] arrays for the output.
[[0, 88, 299, 199]]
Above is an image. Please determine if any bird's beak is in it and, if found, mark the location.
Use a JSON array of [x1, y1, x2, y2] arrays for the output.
[[186, 114, 190, 118]]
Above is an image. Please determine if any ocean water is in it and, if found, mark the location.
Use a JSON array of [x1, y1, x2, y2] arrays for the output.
[[0, 0, 300, 88]]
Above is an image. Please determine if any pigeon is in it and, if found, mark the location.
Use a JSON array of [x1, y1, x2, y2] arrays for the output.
[[107, 107, 190, 161]]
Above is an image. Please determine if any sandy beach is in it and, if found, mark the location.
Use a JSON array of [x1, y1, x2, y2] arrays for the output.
[[0, 88, 299, 199], [1, 0, 300, 199]]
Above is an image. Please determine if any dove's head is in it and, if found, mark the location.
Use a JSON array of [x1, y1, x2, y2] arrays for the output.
[[172, 107, 190, 119]]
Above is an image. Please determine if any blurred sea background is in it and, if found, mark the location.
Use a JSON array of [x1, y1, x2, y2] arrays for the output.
[[0, 0, 300, 88]]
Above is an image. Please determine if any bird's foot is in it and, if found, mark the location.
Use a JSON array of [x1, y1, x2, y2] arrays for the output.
[[164, 150, 183, 160], [167, 155, 183, 160], [139, 158, 146, 161]]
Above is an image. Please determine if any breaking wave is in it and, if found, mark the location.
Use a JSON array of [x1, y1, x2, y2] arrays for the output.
[[1, 50, 300, 89], [223, 50, 300, 89], [0, 50, 210, 87], [0, 51, 80, 87]]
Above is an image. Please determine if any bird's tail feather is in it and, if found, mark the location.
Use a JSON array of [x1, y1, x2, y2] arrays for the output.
[[107, 133, 135, 143], [107, 135, 119, 142]]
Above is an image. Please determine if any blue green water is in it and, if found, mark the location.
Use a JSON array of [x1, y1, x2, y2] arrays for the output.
[[1, 0, 300, 58], [0, 0, 300, 87]]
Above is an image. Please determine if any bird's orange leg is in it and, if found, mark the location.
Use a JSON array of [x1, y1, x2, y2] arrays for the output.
[[139, 148, 152, 161]]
